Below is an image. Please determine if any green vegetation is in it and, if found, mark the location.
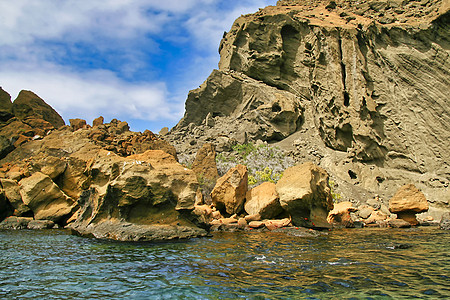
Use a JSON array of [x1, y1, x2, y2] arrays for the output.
[[216, 142, 294, 187], [329, 180, 342, 203]]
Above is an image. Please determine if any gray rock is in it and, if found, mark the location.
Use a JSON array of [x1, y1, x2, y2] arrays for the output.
[[0, 216, 33, 229], [366, 198, 381, 210], [69, 220, 207, 242], [167, 0, 449, 216], [27, 220, 55, 230], [440, 212, 450, 230], [388, 219, 412, 228], [358, 205, 374, 219]]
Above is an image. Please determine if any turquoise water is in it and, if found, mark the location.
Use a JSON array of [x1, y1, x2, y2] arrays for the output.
[[0, 227, 449, 299]]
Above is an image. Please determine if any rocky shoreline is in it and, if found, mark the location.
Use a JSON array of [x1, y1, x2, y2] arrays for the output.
[[1, 0, 449, 241]]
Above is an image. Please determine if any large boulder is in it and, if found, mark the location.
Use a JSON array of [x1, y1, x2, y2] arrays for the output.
[[0, 87, 13, 122], [0, 178, 31, 216], [19, 172, 76, 223], [68, 150, 206, 241], [69, 118, 87, 131], [33, 156, 67, 180], [245, 182, 283, 219], [276, 162, 334, 228], [92, 116, 104, 127], [439, 212, 450, 230], [12, 90, 65, 128], [191, 143, 219, 181], [327, 201, 357, 228], [389, 184, 429, 225], [211, 164, 248, 215]]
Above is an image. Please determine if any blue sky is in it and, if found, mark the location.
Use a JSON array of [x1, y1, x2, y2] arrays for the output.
[[0, 0, 276, 133]]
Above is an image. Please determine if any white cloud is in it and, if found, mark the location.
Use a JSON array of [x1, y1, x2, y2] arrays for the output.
[[0, 64, 176, 126], [0, 0, 277, 132]]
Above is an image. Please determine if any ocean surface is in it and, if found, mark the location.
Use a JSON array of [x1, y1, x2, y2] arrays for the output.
[[0, 227, 449, 299]]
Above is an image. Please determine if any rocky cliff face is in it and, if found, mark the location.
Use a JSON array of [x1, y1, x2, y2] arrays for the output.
[[0, 94, 207, 241], [0, 88, 66, 159], [168, 0, 449, 215]]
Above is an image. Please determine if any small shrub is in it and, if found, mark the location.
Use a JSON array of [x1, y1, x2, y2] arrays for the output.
[[197, 173, 216, 205], [216, 143, 295, 187], [178, 153, 194, 169], [329, 180, 342, 203]]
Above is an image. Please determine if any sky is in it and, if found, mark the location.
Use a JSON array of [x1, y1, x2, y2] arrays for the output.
[[0, 0, 277, 133]]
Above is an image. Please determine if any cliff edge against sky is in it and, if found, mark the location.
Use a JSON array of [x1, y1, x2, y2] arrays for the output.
[[168, 0, 449, 214]]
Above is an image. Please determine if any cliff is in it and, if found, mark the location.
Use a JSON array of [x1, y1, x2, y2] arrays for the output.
[[167, 0, 449, 214]]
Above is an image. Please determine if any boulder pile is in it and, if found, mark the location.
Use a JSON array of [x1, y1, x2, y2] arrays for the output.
[[0, 89, 206, 241]]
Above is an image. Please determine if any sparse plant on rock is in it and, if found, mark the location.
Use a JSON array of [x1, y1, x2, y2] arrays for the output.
[[216, 143, 294, 187], [329, 180, 342, 203]]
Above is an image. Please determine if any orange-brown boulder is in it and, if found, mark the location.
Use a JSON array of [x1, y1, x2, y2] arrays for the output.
[[245, 182, 282, 219], [264, 218, 291, 230], [69, 118, 87, 131], [327, 201, 357, 228], [389, 184, 429, 225], [211, 164, 248, 215], [191, 143, 219, 181], [276, 162, 333, 229], [19, 172, 76, 223], [92, 116, 104, 127]]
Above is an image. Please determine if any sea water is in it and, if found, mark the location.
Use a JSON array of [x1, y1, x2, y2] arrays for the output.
[[0, 227, 449, 299]]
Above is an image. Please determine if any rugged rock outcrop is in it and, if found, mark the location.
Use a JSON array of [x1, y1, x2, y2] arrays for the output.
[[245, 182, 283, 219], [19, 172, 76, 223], [0, 114, 207, 241], [389, 183, 429, 225], [12, 90, 65, 128], [211, 164, 248, 215], [276, 162, 334, 228], [0, 88, 13, 119], [167, 0, 449, 218], [0, 89, 66, 159]]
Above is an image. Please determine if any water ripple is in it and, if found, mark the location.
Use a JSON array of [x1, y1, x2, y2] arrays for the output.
[[0, 228, 449, 299]]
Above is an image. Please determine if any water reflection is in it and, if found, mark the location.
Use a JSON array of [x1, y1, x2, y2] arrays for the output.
[[0, 228, 449, 299]]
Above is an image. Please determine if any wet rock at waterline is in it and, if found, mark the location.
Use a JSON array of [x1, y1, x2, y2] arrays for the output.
[[276, 162, 334, 229], [327, 201, 357, 228], [389, 184, 429, 225], [440, 212, 450, 230], [70, 220, 207, 242], [245, 182, 283, 219], [211, 164, 248, 215]]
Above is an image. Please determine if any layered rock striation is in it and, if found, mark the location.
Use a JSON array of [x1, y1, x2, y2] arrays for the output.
[[168, 0, 449, 215]]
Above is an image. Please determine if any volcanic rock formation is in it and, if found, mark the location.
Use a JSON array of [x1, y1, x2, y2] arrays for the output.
[[167, 0, 449, 218]]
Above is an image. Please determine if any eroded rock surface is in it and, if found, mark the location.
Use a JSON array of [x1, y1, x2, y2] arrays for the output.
[[389, 184, 429, 225], [276, 162, 334, 228], [211, 164, 248, 215], [0, 119, 206, 241], [167, 0, 449, 218], [245, 182, 283, 219]]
